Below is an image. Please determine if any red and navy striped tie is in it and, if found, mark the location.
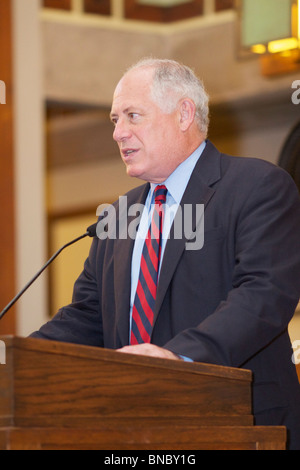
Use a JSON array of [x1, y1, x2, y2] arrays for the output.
[[130, 185, 168, 344]]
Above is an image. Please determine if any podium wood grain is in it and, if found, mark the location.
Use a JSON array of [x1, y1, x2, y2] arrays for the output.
[[0, 336, 286, 450]]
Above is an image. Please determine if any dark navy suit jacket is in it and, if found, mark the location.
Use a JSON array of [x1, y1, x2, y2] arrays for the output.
[[31, 141, 300, 449]]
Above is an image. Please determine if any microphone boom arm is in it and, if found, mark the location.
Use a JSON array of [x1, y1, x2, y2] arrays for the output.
[[0, 223, 97, 321]]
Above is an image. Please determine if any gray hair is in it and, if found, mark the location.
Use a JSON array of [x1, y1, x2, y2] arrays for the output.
[[127, 58, 209, 136]]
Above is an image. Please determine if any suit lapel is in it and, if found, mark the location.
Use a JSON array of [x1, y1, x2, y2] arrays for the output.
[[154, 141, 222, 320]]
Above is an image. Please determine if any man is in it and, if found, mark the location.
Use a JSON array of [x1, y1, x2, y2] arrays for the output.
[[31, 59, 300, 449]]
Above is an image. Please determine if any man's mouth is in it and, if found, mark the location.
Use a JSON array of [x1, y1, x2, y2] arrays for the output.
[[122, 149, 138, 158]]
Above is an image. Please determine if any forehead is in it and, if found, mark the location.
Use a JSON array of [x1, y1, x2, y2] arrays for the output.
[[111, 68, 154, 112]]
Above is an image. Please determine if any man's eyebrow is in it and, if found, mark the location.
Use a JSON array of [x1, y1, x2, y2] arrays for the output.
[[109, 107, 133, 121]]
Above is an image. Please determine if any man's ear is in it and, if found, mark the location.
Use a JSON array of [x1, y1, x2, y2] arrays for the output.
[[179, 99, 196, 131]]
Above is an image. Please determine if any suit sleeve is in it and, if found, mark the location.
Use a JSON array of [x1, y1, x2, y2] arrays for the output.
[[30, 236, 103, 347], [164, 166, 300, 367]]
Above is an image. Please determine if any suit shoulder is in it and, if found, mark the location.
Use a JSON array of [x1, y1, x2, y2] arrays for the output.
[[221, 153, 294, 184], [221, 152, 274, 171], [219, 153, 299, 208]]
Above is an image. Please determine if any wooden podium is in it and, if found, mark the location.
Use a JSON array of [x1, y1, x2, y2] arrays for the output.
[[0, 336, 286, 450]]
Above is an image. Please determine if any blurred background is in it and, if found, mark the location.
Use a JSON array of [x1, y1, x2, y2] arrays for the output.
[[0, 0, 299, 349]]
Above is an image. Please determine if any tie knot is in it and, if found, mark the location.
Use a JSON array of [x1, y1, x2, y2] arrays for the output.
[[154, 185, 167, 205]]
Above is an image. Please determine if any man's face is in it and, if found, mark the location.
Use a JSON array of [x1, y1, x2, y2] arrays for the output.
[[110, 68, 183, 184]]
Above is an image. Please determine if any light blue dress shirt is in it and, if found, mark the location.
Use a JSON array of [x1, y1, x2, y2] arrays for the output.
[[129, 141, 206, 352]]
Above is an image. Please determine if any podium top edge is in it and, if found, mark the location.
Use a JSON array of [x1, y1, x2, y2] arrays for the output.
[[0, 335, 252, 382]]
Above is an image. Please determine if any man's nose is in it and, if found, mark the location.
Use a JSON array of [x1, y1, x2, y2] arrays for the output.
[[113, 119, 131, 142]]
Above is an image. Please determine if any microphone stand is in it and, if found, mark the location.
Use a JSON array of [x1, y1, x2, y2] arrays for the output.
[[0, 224, 97, 321]]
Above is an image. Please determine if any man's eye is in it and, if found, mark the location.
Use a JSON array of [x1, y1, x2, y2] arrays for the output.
[[129, 113, 138, 120]]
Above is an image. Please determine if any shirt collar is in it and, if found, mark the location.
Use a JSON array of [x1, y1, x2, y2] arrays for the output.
[[150, 140, 206, 205]]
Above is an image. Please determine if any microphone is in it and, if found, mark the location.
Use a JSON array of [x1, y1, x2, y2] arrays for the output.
[[0, 222, 98, 321]]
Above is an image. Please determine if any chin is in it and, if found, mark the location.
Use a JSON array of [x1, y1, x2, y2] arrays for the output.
[[126, 165, 145, 180]]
